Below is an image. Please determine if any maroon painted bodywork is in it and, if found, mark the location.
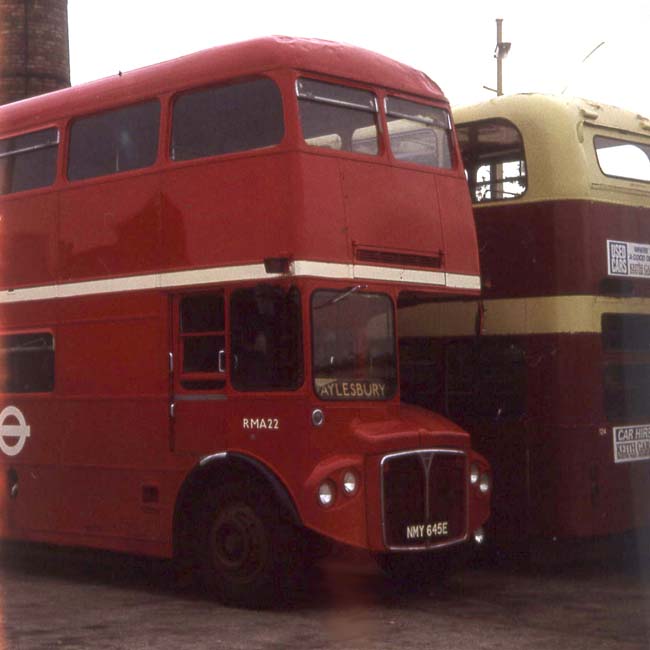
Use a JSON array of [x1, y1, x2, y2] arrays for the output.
[[448, 199, 650, 543], [448, 330, 650, 542], [476, 200, 650, 299]]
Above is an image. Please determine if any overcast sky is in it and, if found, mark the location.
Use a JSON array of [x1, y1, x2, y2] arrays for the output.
[[67, 0, 650, 116]]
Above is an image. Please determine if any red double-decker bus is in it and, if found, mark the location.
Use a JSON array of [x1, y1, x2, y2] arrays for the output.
[[400, 93, 650, 554], [0, 36, 490, 605]]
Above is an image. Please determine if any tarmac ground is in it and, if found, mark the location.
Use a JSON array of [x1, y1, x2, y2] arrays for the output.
[[0, 540, 649, 649]]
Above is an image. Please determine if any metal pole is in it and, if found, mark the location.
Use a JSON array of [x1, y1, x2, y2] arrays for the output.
[[496, 18, 504, 96], [494, 19, 505, 198]]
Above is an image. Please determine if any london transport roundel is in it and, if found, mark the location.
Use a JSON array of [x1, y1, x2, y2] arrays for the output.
[[0, 406, 31, 457]]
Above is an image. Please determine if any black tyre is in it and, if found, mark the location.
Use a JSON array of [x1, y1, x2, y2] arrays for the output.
[[302, 529, 334, 567], [197, 482, 303, 607]]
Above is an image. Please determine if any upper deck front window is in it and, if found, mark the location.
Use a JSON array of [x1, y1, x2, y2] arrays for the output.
[[385, 97, 453, 169], [457, 119, 527, 202], [312, 289, 396, 401], [297, 79, 379, 155]]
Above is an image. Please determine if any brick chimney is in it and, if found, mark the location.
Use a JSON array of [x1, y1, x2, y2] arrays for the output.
[[0, 0, 70, 105]]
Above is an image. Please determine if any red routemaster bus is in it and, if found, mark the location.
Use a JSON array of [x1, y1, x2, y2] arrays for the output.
[[399, 93, 650, 553], [0, 36, 490, 605]]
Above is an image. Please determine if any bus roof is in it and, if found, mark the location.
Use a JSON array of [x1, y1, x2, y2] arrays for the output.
[[0, 36, 445, 137], [454, 93, 650, 208]]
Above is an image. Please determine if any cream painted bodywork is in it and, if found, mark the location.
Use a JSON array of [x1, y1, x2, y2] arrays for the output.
[[399, 295, 650, 337], [454, 94, 650, 209]]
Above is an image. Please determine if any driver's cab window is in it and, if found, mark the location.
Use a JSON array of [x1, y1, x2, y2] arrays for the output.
[[230, 285, 303, 391]]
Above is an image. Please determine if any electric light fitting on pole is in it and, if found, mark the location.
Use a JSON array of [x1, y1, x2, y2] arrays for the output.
[[484, 18, 511, 96]]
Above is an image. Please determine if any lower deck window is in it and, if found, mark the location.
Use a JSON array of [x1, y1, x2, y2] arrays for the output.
[[445, 339, 526, 419], [604, 364, 650, 420], [603, 313, 650, 420], [399, 337, 442, 410], [0, 332, 54, 393], [179, 294, 226, 390]]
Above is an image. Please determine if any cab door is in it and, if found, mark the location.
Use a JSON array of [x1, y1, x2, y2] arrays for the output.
[[171, 292, 228, 455]]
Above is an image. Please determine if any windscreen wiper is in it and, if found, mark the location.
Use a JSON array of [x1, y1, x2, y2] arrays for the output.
[[315, 284, 367, 309]]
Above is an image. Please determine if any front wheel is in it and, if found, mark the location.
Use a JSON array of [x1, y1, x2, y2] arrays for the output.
[[197, 483, 303, 607]]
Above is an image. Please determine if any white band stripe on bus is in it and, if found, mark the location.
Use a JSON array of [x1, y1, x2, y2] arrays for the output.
[[0, 261, 480, 303]]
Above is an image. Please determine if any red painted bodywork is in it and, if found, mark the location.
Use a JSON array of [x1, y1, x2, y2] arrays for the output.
[[0, 36, 478, 290], [0, 38, 489, 558]]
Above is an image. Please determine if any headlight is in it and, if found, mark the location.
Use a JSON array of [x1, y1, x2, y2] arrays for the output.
[[470, 463, 480, 485], [318, 480, 336, 507], [479, 473, 490, 494], [342, 470, 358, 495]]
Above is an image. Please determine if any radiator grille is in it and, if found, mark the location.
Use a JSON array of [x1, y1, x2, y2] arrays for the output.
[[381, 450, 467, 549]]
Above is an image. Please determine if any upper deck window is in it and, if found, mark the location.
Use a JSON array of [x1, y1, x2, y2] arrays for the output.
[[0, 127, 58, 195], [457, 119, 527, 202], [385, 97, 452, 168], [594, 136, 650, 183], [171, 78, 284, 161], [68, 101, 160, 181], [297, 79, 379, 155]]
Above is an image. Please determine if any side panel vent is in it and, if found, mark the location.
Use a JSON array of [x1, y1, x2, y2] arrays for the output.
[[356, 248, 442, 269]]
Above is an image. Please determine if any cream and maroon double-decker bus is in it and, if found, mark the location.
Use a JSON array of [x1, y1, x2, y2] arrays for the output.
[[400, 93, 650, 552]]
